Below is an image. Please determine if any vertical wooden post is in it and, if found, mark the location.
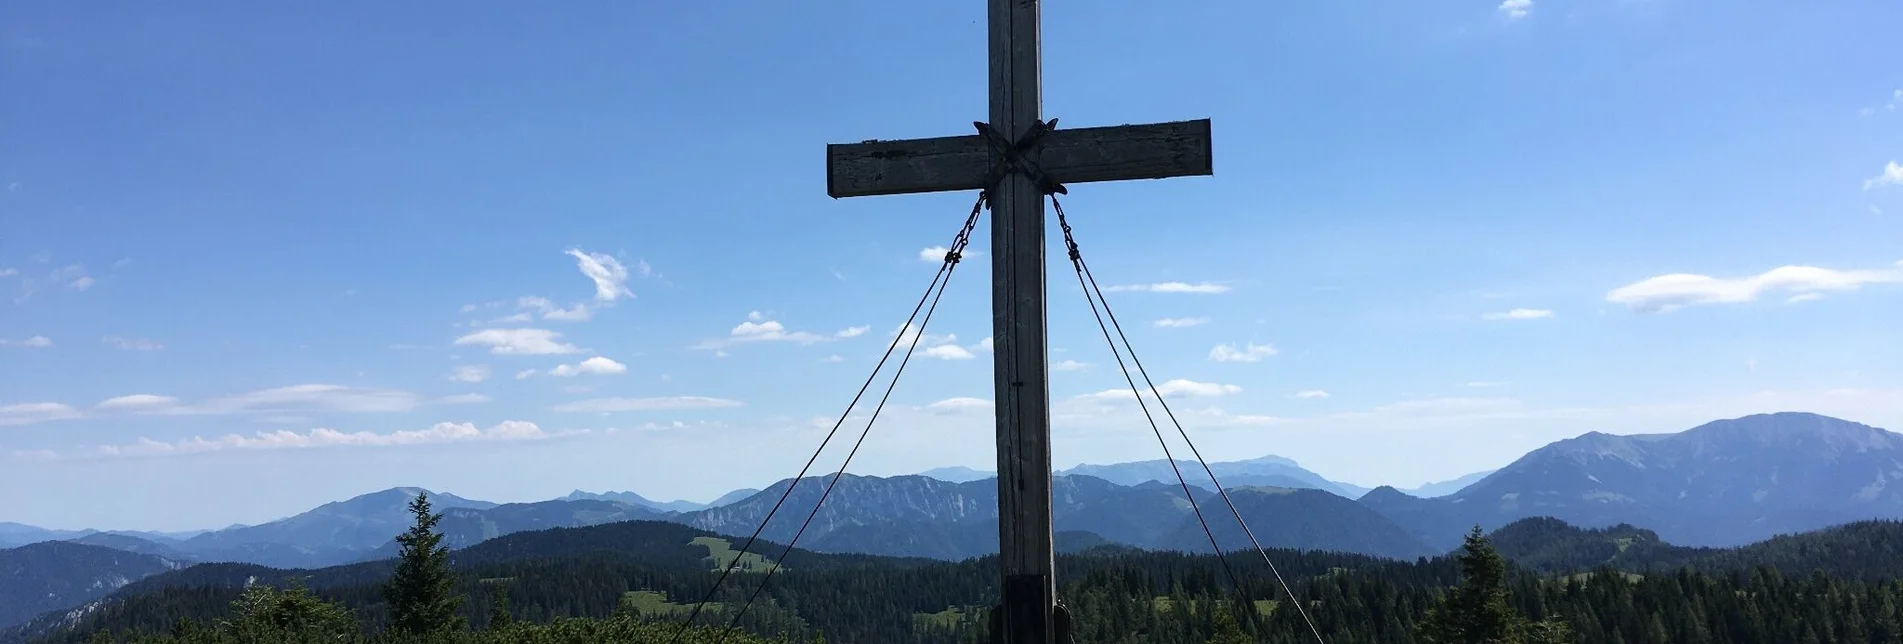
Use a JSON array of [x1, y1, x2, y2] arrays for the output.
[[989, 0, 1055, 642]]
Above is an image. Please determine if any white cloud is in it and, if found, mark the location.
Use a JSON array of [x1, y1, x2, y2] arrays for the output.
[[835, 326, 869, 338], [454, 328, 581, 355], [88, 420, 555, 458], [95, 394, 184, 412], [1052, 360, 1089, 372], [822, 354, 845, 363], [1, 335, 52, 348], [1079, 379, 1242, 401], [515, 369, 537, 380], [1209, 342, 1278, 362], [551, 396, 744, 413], [1499, 0, 1531, 19], [0, 402, 82, 426], [194, 384, 422, 415], [1606, 261, 1903, 312], [101, 336, 163, 351], [1787, 292, 1825, 304], [918, 246, 980, 263], [1865, 161, 1903, 190], [1295, 390, 1331, 399], [517, 296, 593, 322], [693, 316, 830, 350], [923, 344, 976, 360], [1865, 90, 1903, 116], [69, 386, 424, 420], [887, 324, 988, 359], [448, 365, 491, 383], [927, 397, 994, 413], [435, 393, 491, 405], [1152, 317, 1208, 328], [567, 249, 635, 302], [53, 264, 95, 291], [888, 323, 958, 350], [1482, 308, 1555, 320], [1104, 282, 1230, 294], [547, 356, 628, 377]]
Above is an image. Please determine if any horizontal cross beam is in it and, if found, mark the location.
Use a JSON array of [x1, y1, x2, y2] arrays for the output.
[[826, 119, 1212, 199]]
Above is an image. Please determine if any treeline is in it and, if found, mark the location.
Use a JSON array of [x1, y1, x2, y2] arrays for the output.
[[32, 509, 1903, 644]]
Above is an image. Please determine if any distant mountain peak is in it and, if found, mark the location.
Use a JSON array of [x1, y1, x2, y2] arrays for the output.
[[1232, 454, 1301, 468], [1682, 412, 1896, 450]]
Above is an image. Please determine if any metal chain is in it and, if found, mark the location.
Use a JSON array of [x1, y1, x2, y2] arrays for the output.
[[1055, 195, 1330, 644], [671, 190, 988, 644]]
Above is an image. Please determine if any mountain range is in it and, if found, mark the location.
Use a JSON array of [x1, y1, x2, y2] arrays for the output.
[[1362, 412, 1903, 550], [5, 412, 1902, 609]]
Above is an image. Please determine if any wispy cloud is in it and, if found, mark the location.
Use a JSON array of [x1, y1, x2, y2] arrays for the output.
[[1607, 261, 1903, 312], [1861, 89, 1903, 117], [1104, 282, 1230, 294], [0, 402, 82, 426], [95, 395, 183, 411], [835, 326, 869, 338], [517, 296, 593, 322], [448, 365, 491, 383], [927, 397, 993, 413], [1209, 342, 1277, 362], [1052, 360, 1089, 372], [454, 328, 581, 355], [1498, 0, 1531, 19], [567, 249, 635, 302], [77, 421, 558, 459], [551, 396, 744, 413], [1152, 317, 1209, 328], [90, 385, 424, 420], [1295, 390, 1331, 399], [1078, 379, 1242, 401], [102, 335, 162, 351], [1482, 308, 1555, 321], [0, 335, 52, 348]]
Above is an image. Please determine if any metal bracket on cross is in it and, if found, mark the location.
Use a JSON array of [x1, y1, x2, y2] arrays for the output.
[[974, 118, 1070, 196]]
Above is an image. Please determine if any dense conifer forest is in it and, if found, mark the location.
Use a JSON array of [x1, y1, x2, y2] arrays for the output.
[[19, 494, 1903, 644]]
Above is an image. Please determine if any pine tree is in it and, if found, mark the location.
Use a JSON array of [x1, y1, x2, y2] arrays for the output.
[[489, 581, 514, 630], [382, 490, 466, 636], [1206, 603, 1250, 644], [1417, 525, 1573, 644]]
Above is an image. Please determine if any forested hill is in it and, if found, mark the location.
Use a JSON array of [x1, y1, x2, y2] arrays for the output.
[[1491, 516, 1903, 580], [16, 515, 1903, 643]]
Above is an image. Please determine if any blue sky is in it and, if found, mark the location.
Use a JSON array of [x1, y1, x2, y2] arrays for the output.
[[3, 1, 1902, 531]]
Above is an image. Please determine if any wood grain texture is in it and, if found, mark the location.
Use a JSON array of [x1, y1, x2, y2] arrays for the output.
[[825, 119, 1213, 198], [990, 0, 1058, 642]]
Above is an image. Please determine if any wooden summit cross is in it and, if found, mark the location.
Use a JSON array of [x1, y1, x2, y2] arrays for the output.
[[824, 1, 1212, 642]]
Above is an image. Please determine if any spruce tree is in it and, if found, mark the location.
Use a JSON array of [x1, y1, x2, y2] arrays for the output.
[[1418, 525, 1542, 644], [489, 581, 514, 630], [382, 490, 466, 636], [1206, 603, 1250, 644]]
